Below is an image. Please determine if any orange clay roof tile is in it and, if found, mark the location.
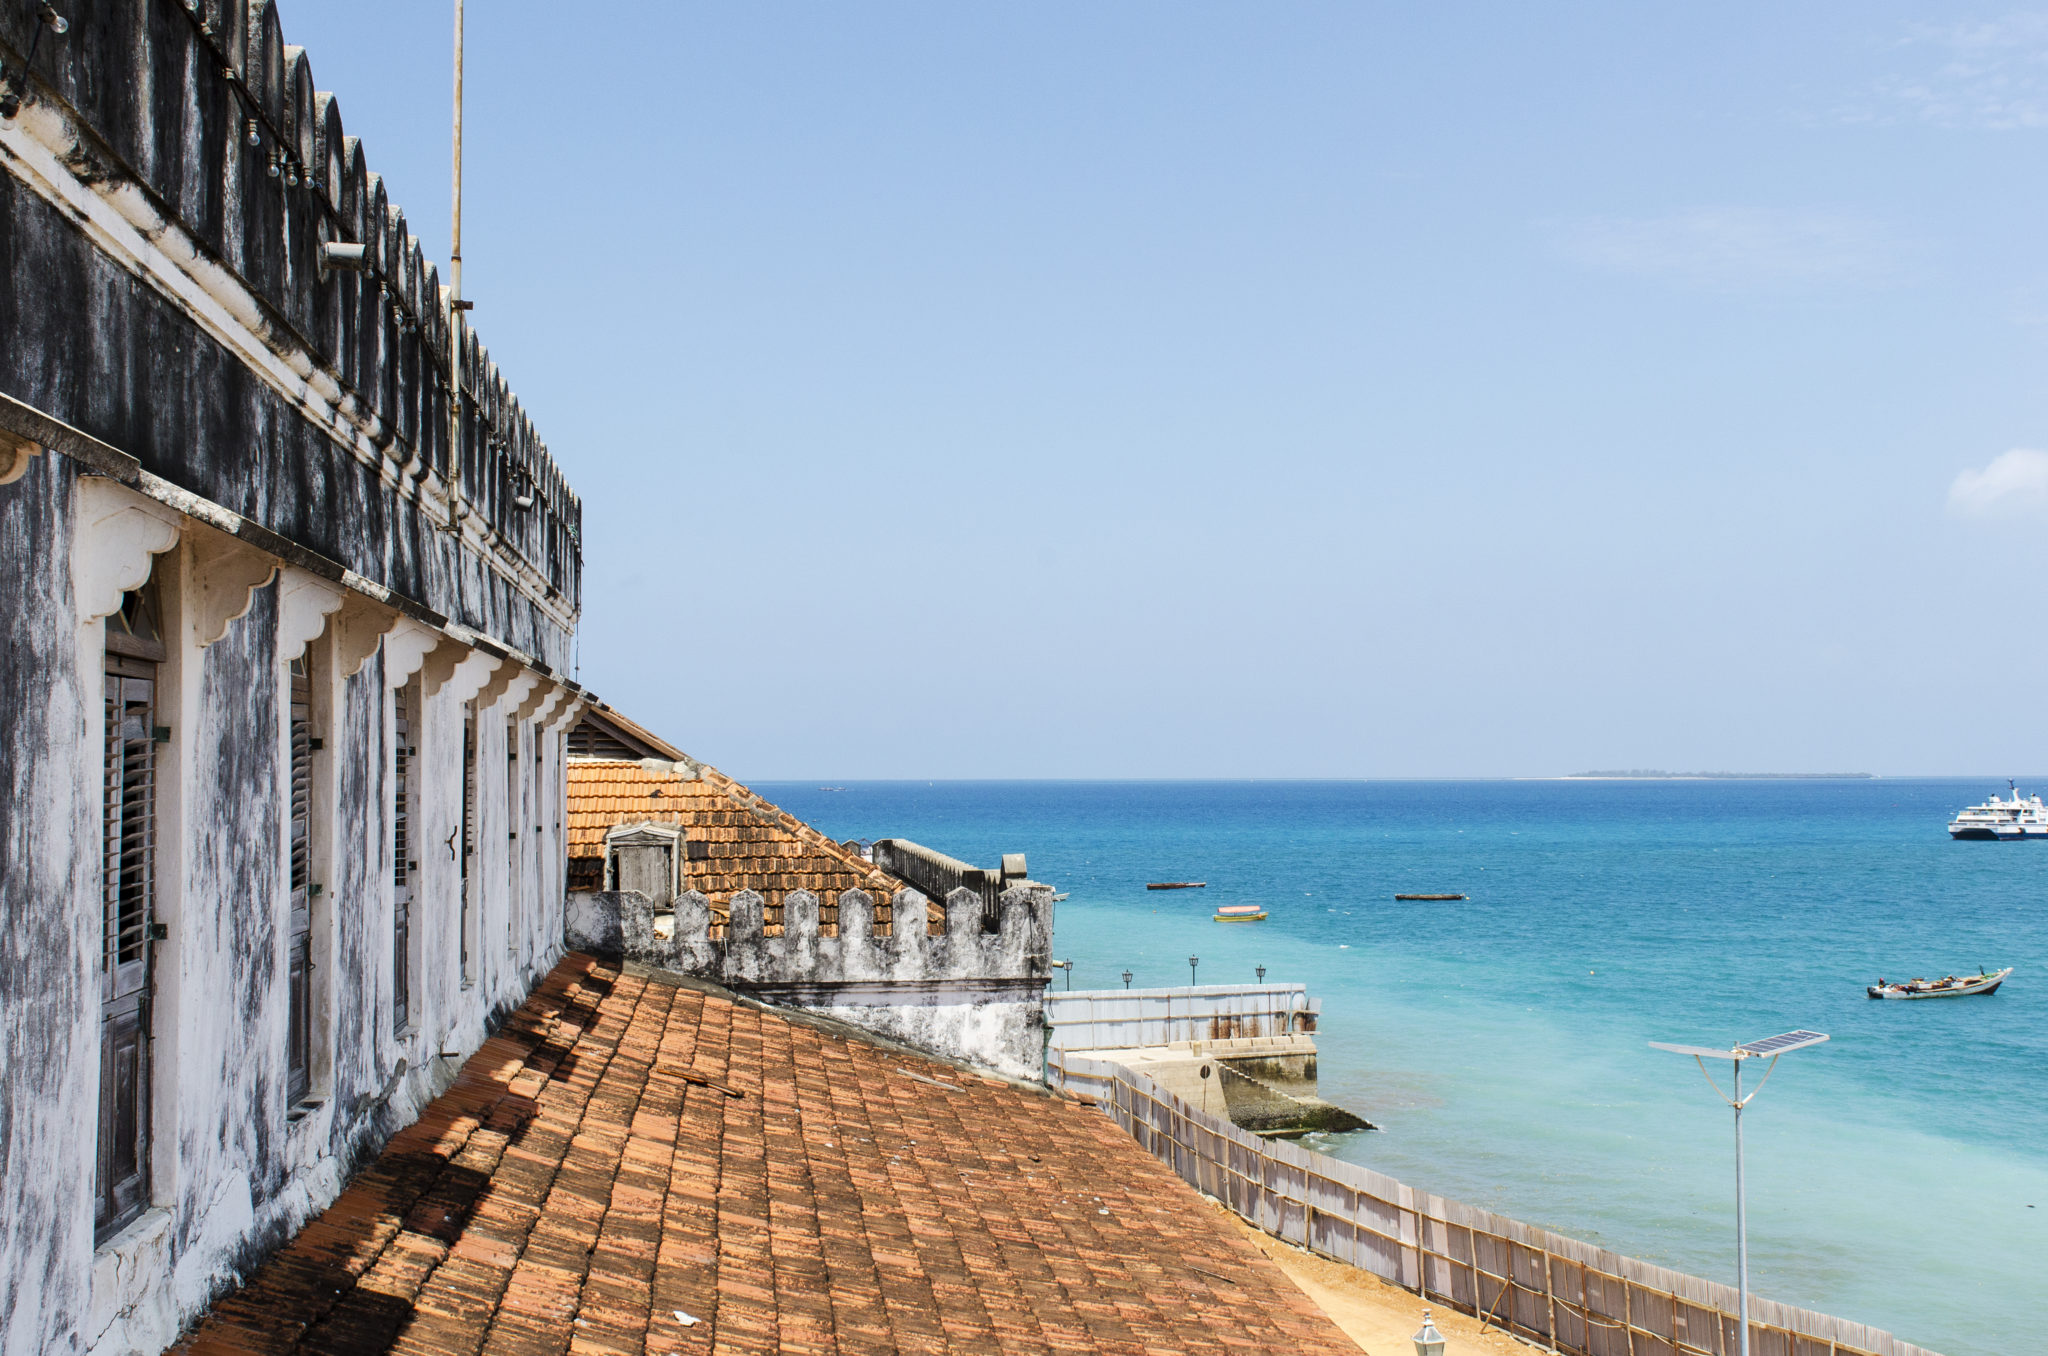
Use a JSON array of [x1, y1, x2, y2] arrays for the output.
[[172, 955, 1361, 1356]]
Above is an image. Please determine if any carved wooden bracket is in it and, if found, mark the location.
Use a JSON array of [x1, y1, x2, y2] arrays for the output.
[[422, 639, 503, 704], [382, 619, 442, 691], [0, 428, 42, 486], [330, 592, 394, 678], [189, 532, 280, 648], [71, 478, 182, 626], [277, 567, 347, 663]]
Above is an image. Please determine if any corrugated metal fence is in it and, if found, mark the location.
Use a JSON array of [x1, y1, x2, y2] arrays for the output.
[[1056, 1054, 1940, 1356]]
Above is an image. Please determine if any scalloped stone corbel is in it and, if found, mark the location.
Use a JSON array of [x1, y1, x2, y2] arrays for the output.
[[544, 693, 590, 733], [474, 657, 522, 711], [382, 618, 442, 691], [0, 428, 42, 486], [422, 639, 503, 704], [332, 591, 399, 678], [189, 532, 280, 647], [72, 478, 182, 626], [520, 681, 567, 727], [492, 667, 541, 717], [277, 567, 347, 662]]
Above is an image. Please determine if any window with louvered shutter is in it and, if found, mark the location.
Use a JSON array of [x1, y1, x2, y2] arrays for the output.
[[286, 657, 313, 1106], [98, 585, 161, 1246], [460, 702, 475, 979], [392, 682, 413, 1031]]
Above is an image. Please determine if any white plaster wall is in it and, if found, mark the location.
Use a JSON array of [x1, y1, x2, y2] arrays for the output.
[[0, 469, 579, 1356]]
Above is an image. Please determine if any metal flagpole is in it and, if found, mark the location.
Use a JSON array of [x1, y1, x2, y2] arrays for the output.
[[446, 0, 467, 528]]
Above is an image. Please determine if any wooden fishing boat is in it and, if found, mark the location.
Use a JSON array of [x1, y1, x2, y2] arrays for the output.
[[1213, 904, 1267, 923], [1147, 882, 1207, 890], [1867, 968, 2012, 1000], [1395, 893, 1466, 901]]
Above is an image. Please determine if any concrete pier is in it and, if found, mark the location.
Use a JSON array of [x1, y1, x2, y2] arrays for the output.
[[1045, 985, 1372, 1135]]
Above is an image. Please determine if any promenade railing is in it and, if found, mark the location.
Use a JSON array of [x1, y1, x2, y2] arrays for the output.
[[1054, 1054, 1941, 1356]]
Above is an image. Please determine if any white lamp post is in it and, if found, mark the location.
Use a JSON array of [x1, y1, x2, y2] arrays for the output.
[[1411, 1309, 1446, 1356], [1649, 1029, 1829, 1356]]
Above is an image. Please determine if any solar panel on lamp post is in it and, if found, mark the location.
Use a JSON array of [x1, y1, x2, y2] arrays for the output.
[[1649, 1029, 1830, 1356]]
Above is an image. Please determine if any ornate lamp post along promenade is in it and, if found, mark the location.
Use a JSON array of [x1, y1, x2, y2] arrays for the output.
[[1649, 1029, 1831, 1356], [1188, 956, 1199, 986]]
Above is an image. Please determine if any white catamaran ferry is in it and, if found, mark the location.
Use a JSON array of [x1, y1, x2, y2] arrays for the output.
[[1947, 782, 2048, 840]]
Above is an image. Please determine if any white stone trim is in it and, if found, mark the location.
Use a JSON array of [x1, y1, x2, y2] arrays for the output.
[[187, 532, 280, 648], [276, 568, 347, 662], [422, 641, 503, 705], [381, 619, 443, 691], [0, 427, 42, 486], [494, 669, 541, 718], [543, 694, 590, 734], [332, 593, 399, 679], [71, 478, 182, 626]]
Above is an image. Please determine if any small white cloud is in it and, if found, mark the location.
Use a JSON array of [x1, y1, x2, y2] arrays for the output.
[[1551, 208, 1904, 291], [1949, 448, 2048, 517], [1845, 17, 2048, 130]]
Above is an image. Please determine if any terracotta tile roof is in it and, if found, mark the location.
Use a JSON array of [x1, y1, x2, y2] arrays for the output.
[[173, 955, 1360, 1355], [566, 760, 928, 935]]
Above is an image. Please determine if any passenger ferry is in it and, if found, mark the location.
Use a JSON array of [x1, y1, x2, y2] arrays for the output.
[[1947, 783, 2048, 840]]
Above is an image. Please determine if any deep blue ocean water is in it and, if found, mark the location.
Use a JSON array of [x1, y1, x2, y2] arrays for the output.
[[756, 778, 2044, 1355]]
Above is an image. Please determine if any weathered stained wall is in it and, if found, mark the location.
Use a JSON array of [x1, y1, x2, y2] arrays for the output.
[[0, 477, 587, 1356], [0, 456, 98, 1353], [0, 4, 589, 1350], [565, 884, 1056, 1080], [0, 1, 580, 667]]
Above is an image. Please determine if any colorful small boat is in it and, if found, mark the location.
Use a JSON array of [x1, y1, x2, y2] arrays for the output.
[[1867, 967, 2012, 1000], [1214, 904, 1267, 923]]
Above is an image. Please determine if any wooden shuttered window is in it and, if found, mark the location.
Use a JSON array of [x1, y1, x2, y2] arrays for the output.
[[286, 657, 313, 1106], [460, 702, 475, 978], [99, 584, 163, 1246], [392, 682, 413, 1031]]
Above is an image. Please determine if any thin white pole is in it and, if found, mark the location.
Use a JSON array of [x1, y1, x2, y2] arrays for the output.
[[447, 0, 465, 527], [1733, 1056, 1749, 1356], [450, 0, 464, 305]]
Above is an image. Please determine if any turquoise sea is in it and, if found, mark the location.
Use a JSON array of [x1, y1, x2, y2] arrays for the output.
[[757, 778, 2046, 1356]]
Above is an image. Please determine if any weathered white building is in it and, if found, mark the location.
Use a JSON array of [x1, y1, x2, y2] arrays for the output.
[[0, 6, 586, 1352]]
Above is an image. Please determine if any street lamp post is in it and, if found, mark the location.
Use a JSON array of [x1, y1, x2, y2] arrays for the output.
[[1650, 1029, 1830, 1356], [1188, 956, 1199, 986], [1121, 970, 1133, 989], [1255, 965, 1266, 983]]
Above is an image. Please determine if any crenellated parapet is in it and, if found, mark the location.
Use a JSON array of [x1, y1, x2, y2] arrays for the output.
[[566, 882, 1057, 1078], [0, 1, 579, 658]]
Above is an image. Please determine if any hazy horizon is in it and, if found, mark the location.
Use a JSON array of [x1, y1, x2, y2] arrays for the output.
[[283, 2, 2048, 779]]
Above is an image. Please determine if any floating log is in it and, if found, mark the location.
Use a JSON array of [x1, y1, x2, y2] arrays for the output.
[[1146, 882, 1207, 890], [1394, 893, 1466, 901]]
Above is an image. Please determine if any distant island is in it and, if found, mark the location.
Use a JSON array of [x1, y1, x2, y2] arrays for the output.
[[1567, 771, 1875, 780]]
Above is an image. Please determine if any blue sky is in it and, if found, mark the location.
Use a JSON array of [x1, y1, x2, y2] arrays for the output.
[[284, 2, 2048, 777]]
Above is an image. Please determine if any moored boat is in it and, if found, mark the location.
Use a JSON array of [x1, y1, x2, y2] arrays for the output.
[[1948, 782, 2048, 840], [1395, 893, 1466, 901], [1867, 967, 2012, 1000], [1147, 881, 1207, 890], [1214, 904, 1267, 923]]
